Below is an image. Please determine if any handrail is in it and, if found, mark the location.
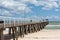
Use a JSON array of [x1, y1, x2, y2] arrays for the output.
[[0, 16, 48, 28]]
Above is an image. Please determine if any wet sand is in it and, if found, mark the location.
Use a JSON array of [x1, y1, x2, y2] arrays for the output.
[[4, 29, 60, 40]]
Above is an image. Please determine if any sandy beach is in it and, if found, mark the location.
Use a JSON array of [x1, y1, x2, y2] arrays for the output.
[[4, 29, 60, 40]]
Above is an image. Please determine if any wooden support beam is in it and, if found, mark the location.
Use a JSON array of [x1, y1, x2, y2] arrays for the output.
[[37, 24, 39, 31], [12, 27, 18, 40], [26, 25, 28, 34], [40, 23, 42, 30], [39, 24, 41, 30], [15, 27, 18, 40], [22, 26, 24, 37], [19, 26, 22, 37], [30, 25, 32, 33], [19, 26, 24, 38], [12, 27, 15, 40], [32, 25, 34, 33], [34, 24, 38, 32], [30, 24, 34, 33], [0, 28, 4, 40], [9, 27, 12, 35], [38, 24, 40, 31], [24, 25, 28, 35], [31, 25, 33, 33], [33, 25, 35, 32], [42, 23, 45, 29], [28, 25, 31, 33], [29, 25, 32, 33]]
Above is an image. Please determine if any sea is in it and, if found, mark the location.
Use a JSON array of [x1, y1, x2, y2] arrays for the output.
[[45, 21, 60, 30]]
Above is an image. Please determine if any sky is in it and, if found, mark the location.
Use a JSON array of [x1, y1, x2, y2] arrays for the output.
[[0, 0, 60, 21]]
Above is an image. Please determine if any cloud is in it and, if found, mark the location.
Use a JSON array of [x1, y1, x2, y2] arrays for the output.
[[0, 9, 14, 16], [36, 0, 59, 10], [1, 0, 60, 12], [55, 9, 59, 11], [24, 15, 55, 21], [18, 0, 60, 10], [0, 0, 32, 17], [0, 0, 60, 18], [25, 15, 43, 21], [44, 15, 60, 21], [46, 15, 60, 19]]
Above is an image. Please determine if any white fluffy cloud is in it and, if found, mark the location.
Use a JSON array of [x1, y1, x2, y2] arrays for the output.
[[0, 0, 60, 11], [24, 15, 60, 21], [0, 0, 60, 18], [0, 9, 13, 16], [19, 0, 60, 10], [44, 15, 60, 21], [26, 15, 43, 21], [45, 15, 60, 19], [0, 0, 32, 17], [34, 0, 59, 10]]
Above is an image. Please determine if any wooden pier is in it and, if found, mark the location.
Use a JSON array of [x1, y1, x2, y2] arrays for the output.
[[0, 19, 49, 40]]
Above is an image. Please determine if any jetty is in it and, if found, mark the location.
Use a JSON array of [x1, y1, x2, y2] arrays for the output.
[[0, 17, 49, 40]]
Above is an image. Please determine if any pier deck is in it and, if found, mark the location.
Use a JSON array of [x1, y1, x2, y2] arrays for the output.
[[0, 19, 49, 40]]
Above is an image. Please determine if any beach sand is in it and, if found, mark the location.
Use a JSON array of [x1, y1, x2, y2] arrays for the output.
[[4, 29, 60, 40]]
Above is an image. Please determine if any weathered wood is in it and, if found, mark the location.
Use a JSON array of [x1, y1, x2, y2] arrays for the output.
[[0, 20, 4, 40], [34, 24, 37, 32], [19, 26, 22, 37], [37, 24, 40, 31], [29, 25, 32, 33], [40, 23, 42, 30], [12, 27, 18, 40], [24, 25, 28, 35], [31, 25, 34, 33], [21, 26, 24, 37], [26, 25, 28, 34], [19, 26, 24, 37], [9, 27, 12, 35], [15, 27, 18, 40], [12, 27, 15, 40], [0, 28, 4, 40]]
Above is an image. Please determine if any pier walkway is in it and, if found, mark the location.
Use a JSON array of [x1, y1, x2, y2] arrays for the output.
[[0, 17, 49, 40]]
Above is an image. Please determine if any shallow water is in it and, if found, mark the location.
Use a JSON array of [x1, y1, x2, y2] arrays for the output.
[[45, 21, 60, 30]]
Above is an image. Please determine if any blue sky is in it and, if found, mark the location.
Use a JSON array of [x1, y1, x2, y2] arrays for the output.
[[0, 0, 60, 21]]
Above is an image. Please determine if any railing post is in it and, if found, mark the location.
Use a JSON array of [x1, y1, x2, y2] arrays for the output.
[[14, 18, 15, 26], [4, 18, 5, 28], [18, 19, 19, 26]]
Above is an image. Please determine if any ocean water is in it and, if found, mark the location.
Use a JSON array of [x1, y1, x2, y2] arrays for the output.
[[45, 21, 60, 30]]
